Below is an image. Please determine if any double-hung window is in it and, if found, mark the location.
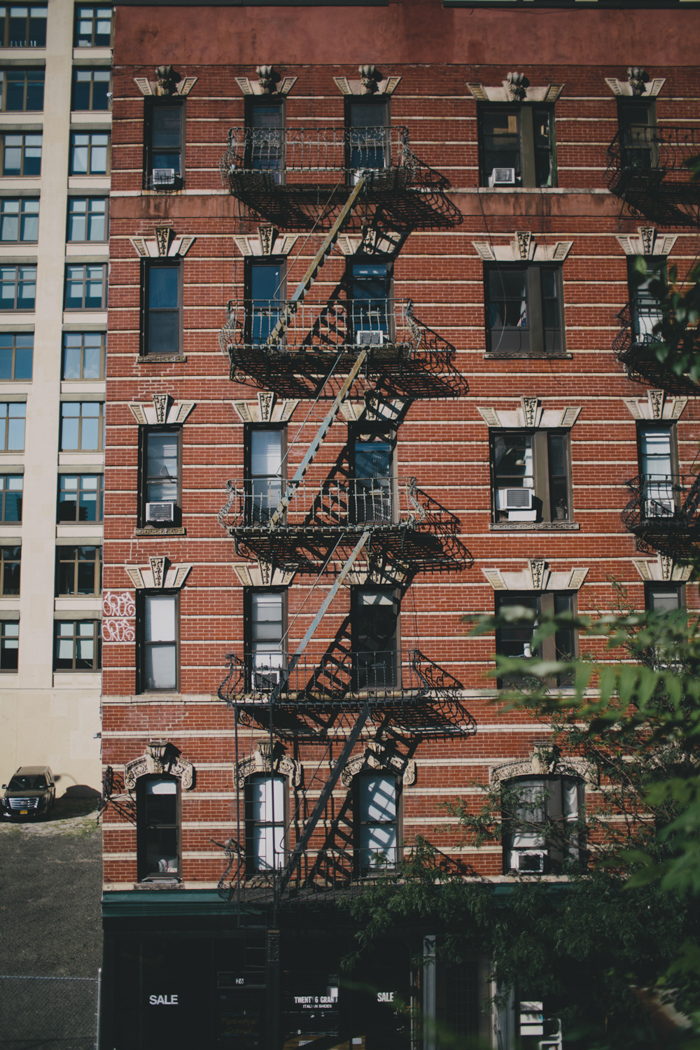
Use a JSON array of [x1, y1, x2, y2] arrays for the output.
[[637, 423, 676, 519], [246, 426, 284, 524], [67, 198, 107, 242], [350, 259, 391, 346], [0, 621, 18, 670], [617, 98, 657, 174], [503, 775, 585, 874], [0, 68, 44, 111], [245, 99, 284, 183], [65, 264, 107, 309], [140, 427, 180, 527], [346, 98, 389, 177], [0, 403, 25, 450], [480, 105, 555, 188], [491, 430, 571, 524], [62, 332, 105, 379], [246, 590, 285, 691], [57, 474, 103, 523], [0, 5, 47, 47], [69, 132, 109, 175], [54, 620, 100, 671], [352, 588, 398, 691], [629, 257, 665, 346], [246, 774, 285, 872], [486, 264, 563, 355], [246, 259, 284, 347], [142, 261, 181, 355], [74, 5, 112, 48], [0, 198, 38, 241], [352, 426, 394, 524], [495, 591, 576, 687], [0, 333, 32, 379], [1, 133, 41, 176], [72, 69, 110, 111], [0, 475, 22, 521], [59, 402, 104, 451], [137, 775, 180, 881], [646, 583, 684, 614], [0, 544, 20, 595], [0, 266, 35, 309], [140, 592, 178, 692], [357, 773, 398, 873], [144, 101, 184, 188], [55, 545, 101, 597]]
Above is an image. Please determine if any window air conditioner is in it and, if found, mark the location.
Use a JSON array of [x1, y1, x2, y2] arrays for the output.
[[514, 850, 546, 873], [499, 488, 533, 511], [152, 168, 175, 186], [145, 501, 175, 524], [356, 330, 385, 346], [488, 167, 516, 187], [254, 668, 280, 691]]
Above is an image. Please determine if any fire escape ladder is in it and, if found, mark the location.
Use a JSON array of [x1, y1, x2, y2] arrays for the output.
[[268, 528, 371, 706], [266, 175, 368, 347], [267, 346, 370, 529], [276, 702, 371, 899], [681, 472, 700, 525]]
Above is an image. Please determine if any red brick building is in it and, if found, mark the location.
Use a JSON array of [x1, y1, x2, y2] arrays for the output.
[[100, 1, 700, 1046]]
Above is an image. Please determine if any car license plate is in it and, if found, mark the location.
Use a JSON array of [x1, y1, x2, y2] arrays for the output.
[[19, 809, 27, 814]]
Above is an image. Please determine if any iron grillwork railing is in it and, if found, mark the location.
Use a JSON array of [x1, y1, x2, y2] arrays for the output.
[[607, 124, 700, 224], [614, 303, 699, 395], [622, 473, 700, 538]]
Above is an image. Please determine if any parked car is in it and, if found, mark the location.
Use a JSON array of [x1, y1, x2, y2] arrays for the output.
[[1, 766, 55, 821]]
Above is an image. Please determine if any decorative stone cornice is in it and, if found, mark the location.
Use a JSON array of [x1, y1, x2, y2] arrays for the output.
[[232, 393, 299, 424], [128, 394, 195, 426], [233, 561, 298, 588], [615, 228, 678, 257], [334, 69, 401, 96], [473, 233, 573, 264], [477, 398, 581, 430], [124, 744, 194, 791], [467, 81, 564, 104], [633, 554, 692, 584], [125, 559, 192, 590], [235, 70, 297, 97], [491, 752, 591, 786], [340, 742, 417, 787], [483, 560, 588, 592], [130, 228, 196, 259], [133, 66, 198, 98], [622, 390, 687, 422], [233, 228, 299, 258], [235, 742, 301, 788], [336, 229, 400, 257], [604, 72, 665, 98]]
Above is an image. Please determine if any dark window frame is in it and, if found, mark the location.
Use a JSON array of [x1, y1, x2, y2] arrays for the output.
[[0, 197, 38, 242], [69, 131, 109, 176], [617, 97, 658, 173], [345, 95, 391, 179], [0, 619, 18, 671], [64, 263, 108, 310], [0, 475, 22, 522], [137, 589, 180, 694], [485, 262, 564, 357], [53, 619, 101, 672], [0, 68, 44, 112], [59, 401, 104, 452], [636, 421, 679, 518], [478, 103, 557, 189], [57, 473, 103, 523], [0, 265, 36, 310], [55, 545, 102, 598], [244, 256, 286, 347], [628, 255, 666, 345], [495, 590, 578, 688], [0, 543, 20, 596], [490, 428, 572, 525], [0, 132, 41, 176], [0, 332, 33, 379], [71, 67, 110, 112], [351, 585, 400, 691], [136, 773, 181, 882], [73, 5, 113, 49], [243, 587, 287, 691], [244, 422, 286, 525], [138, 425, 182, 528], [502, 774, 585, 874], [645, 581, 686, 612], [355, 771, 401, 875], [350, 421, 397, 525], [143, 98, 185, 190], [244, 96, 285, 184], [0, 5, 47, 48], [67, 196, 108, 243], [245, 772, 287, 874], [140, 259, 182, 356]]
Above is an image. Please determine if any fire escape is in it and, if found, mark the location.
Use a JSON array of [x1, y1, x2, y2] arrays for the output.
[[215, 110, 474, 911], [606, 124, 700, 228]]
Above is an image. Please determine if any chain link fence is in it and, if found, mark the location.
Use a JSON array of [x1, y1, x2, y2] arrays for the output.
[[0, 974, 99, 1050]]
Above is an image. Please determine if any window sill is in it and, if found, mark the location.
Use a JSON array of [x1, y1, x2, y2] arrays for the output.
[[136, 354, 187, 364], [489, 521, 580, 531], [135, 526, 186, 537], [484, 351, 572, 360], [134, 878, 181, 890]]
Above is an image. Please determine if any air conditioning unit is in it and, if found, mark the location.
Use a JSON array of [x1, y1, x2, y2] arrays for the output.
[[254, 668, 280, 691], [356, 330, 385, 346], [498, 488, 533, 511], [152, 168, 175, 186], [514, 850, 546, 873], [488, 167, 516, 187], [145, 501, 175, 524]]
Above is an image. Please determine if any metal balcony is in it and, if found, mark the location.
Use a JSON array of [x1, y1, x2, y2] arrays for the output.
[[607, 125, 700, 226], [622, 473, 700, 554], [614, 303, 699, 394]]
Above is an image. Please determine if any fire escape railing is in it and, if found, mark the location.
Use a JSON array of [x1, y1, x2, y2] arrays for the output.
[[606, 124, 700, 225], [622, 472, 700, 539]]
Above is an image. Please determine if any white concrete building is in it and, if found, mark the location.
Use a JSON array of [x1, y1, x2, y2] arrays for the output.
[[0, 1, 111, 797]]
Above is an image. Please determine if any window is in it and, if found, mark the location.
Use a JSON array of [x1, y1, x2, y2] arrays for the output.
[[502, 775, 585, 874], [485, 264, 563, 355], [245, 589, 285, 690], [140, 592, 178, 692], [74, 5, 112, 48], [64, 264, 107, 309], [0, 265, 35, 309], [67, 198, 108, 242], [246, 259, 284, 346], [72, 68, 110, 111], [617, 98, 657, 173], [245, 99, 284, 183], [0, 5, 47, 47], [246, 426, 284, 524], [350, 259, 392, 345], [0, 333, 32, 378], [245, 774, 285, 872], [144, 101, 184, 188], [57, 474, 103, 523], [59, 402, 104, 451], [491, 429, 571, 524], [0, 621, 18, 670], [0, 68, 43, 110], [479, 105, 555, 188], [346, 97, 389, 175], [54, 620, 101, 671], [137, 775, 180, 880], [637, 424, 676, 519], [495, 591, 576, 687], [0, 475, 22, 521], [645, 583, 684, 613], [69, 132, 108, 175], [142, 262, 181, 355], [357, 773, 398, 873], [0, 198, 38, 241], [1, 133, 41, 175], [0, 544, 19, 594], [55, 545, 101, 597], [352, 587, 398, 690], [0, 403, 24, 449], [62, 332, 105, 379], [140, 428, 180, 527], [351, 426, 394, 524], [629, 256, 665, 345]]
